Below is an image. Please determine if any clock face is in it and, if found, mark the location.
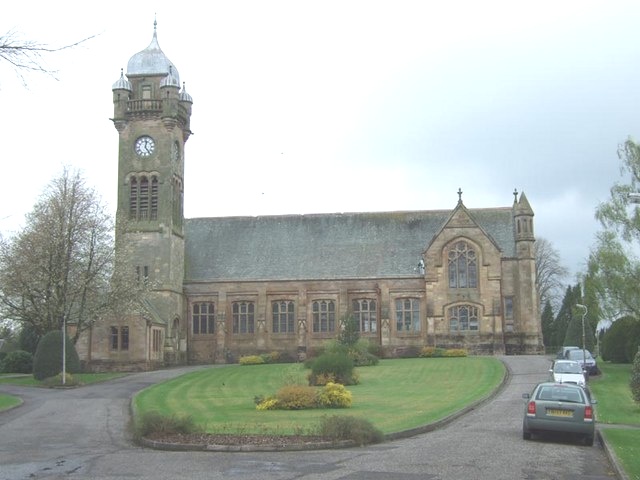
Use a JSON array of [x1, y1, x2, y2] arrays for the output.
[[135, 136, 155, 157], [171, 141, 180, 163]]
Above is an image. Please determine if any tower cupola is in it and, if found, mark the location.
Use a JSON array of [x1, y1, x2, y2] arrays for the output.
[[126, 20, 179, 81]]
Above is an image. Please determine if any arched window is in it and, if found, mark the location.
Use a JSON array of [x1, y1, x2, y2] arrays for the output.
[[128, 175, 159, 221], [272, 300, 295, 333], [448, 241, 478, 288], [312, 300, 335, 333], [232, 301, 255, 334], [352, 299, 377, 333], [448, 305, 479, 331], [395, 298, 420, 333]]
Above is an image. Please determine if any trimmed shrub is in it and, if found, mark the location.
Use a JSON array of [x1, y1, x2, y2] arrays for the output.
[[275, 384, 318, 410], [239, 355, 265, 365], [307, 351, 357, 386], [134, 411, 201, 439], [32, 330, 81, 381], [255, 396, 279, 410], [317, 382, 353, 408], [0, 350, 33, 373], [443, 348, 468, 357], [419, 347, 446, 358], [318, 415, 384, 445]]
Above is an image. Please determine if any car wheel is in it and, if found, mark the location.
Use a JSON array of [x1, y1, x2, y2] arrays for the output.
[[584, 435, 594, 447]]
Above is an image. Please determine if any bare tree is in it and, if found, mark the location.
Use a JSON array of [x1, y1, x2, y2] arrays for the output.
[[534, 237, 569, 311], [0, 168, 145, 343], [0, 29, 95, 86]]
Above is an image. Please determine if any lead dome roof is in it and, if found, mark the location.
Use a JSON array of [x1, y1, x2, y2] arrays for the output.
[[126, 21, 179, 82]]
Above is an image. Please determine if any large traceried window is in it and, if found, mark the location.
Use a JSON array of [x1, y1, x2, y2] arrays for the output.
[[129, 175, 159, 221], [395, 298, 420, 333], [352, 299, 377, 333], [312, 300, 335, 333], [232, 301, 255, 334], [192, 302, 215, 334], [448, 241, 478, 288], [272, 300, 295, 333], [448, 305, 479, 332]]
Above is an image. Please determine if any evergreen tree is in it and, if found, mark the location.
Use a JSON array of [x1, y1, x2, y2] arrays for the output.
[[564, 306, 596, 352], [552, 285, 581, 348], [541, 300, 554, 348]]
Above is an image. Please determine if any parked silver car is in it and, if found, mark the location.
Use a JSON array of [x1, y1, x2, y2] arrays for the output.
[[522, 382, 596, 446]]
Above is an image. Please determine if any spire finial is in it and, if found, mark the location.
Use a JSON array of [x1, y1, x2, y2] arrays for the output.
[[457, 188, 463, 203], [154, 14, 157, 31], [513, 188, 519, 203]]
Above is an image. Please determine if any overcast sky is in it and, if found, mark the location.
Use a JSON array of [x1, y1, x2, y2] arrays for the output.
[[2, 1, 639, 282]]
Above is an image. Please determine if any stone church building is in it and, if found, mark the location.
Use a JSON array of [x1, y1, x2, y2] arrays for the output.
[[76, 25, 543, 371]]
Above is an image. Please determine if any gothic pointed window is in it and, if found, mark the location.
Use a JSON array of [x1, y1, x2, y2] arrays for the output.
[[448, 241, 478, 288], [352, 299, 377, 333], [312, 300, 335, 333], [139, 176, 149, 220], [232, 301, 255, 334], [129, 177, 138, 220], [272, 300, 295, 333], [448, 305, 479, 332], [395, 298, 420, 332], [150, 177, 158, 220]]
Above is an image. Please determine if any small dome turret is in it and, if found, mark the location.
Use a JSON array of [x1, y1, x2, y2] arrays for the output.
[[161, 65, 180, 89], [112, 68, 132, 91], [180, 82, 193, 103]]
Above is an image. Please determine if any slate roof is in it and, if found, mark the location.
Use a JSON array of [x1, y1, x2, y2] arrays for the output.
[[184, 207, 516, 282]]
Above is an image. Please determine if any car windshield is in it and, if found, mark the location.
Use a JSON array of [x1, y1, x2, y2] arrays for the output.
[[568, 350, 593, 360], [554, 363, 583, 374], [536, 385, 584, 403]]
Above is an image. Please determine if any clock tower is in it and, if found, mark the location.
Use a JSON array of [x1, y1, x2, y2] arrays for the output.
[[110, 21, 193, 365]]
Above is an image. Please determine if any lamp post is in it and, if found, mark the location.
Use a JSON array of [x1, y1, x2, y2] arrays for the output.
[[62, 315, 66, 386], [576, 304, 587, 370]]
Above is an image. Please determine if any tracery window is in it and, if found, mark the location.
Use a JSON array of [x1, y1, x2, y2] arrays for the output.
[[448, 241, 478, 288], [192, 302, 215, 334], [352, 299, 377, 333], [395, 298, 420, 333], [232, 301, 255, 334], [448, 305, 479, 332], [312, 300, 335, 333], [272, 301, 295, 333]]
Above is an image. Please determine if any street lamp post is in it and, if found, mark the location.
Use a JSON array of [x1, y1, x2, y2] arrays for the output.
[[576, 304, 588, 371]]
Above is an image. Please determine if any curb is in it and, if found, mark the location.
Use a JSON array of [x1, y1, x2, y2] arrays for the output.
[[597, 428, 631, 480]]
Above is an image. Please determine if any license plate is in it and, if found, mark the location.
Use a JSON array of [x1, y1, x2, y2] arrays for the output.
[[547, 409, 573, 417]]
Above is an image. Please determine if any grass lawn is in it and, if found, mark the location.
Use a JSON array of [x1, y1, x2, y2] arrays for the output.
[[133, 357, 505, 435], [589, 361, 640, 480], [0, 393, 22, 411], [0, 372, 127, 387]]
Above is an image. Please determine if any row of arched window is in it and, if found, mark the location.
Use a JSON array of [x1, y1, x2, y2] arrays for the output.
[[190, 300, 481, 335]]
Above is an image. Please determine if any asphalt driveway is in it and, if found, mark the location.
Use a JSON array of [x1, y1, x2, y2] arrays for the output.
[[0, 356, 619, 480]]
